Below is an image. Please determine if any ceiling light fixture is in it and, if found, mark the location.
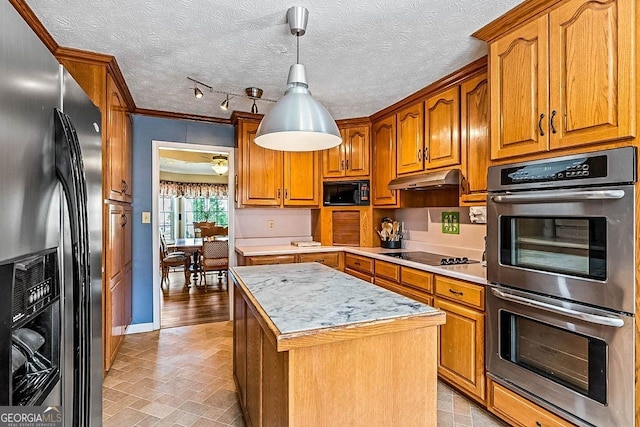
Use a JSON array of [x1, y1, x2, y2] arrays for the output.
[[210, 155, 229, 175], [220, 94, 230, 110], [254, 6, 341, 152], [187, 77, 275, 113]]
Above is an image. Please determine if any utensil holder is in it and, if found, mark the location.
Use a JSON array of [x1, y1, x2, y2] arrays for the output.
[[380, 240, 402, 249]]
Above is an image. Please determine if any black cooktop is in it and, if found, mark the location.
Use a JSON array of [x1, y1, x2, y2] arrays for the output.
[[381, 251, 479, 266]]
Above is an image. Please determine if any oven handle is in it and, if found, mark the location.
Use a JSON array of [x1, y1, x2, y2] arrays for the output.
[[491, 288, 625, 328], [490, 189, 625, 204]]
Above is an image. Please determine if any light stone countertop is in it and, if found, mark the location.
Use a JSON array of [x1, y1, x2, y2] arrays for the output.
[[235, 244, 488, 285], [230, 263, 442, 336]]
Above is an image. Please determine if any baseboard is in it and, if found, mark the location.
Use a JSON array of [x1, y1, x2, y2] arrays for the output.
[[126, 322, 156, 334]]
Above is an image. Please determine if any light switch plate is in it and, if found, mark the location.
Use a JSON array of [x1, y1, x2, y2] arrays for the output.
[[442, 211, 459, 234], [142, 211, 151, 224]]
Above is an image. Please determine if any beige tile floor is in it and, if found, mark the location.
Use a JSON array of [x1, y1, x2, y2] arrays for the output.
[[102, 321, 506, 427]]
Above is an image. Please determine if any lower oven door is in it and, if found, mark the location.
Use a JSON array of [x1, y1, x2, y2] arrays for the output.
[[486, 285, 634, 427]]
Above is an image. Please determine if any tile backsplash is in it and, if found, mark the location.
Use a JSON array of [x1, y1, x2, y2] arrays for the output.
[[394, 207, 486, 260]]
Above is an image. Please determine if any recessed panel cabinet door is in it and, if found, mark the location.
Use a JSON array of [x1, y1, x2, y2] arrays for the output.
[[283, 151, 319, 206], [549, 0, 634, 149], [372, 116, 397, 206], [490, 16, 549, 160], [240, 121, 282, 206], [345, 125, 370, 177], [106, 75, 126, 201], [397, 103, 424, 174], [322, 131, 346, 178], [425, 86, 460, 170]]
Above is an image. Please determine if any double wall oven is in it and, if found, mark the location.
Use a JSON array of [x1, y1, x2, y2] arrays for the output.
[[486, 147, 636, 427]]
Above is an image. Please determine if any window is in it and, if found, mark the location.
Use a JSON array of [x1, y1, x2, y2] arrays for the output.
[[185, 197, 229, 237], [160, 195, 229, 239], [158, 197, 175, 242]]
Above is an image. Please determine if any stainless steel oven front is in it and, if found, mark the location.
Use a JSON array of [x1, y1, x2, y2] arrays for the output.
[[487, 284, 634, 426], [486, 147, 637, 426], [487, 147, 636, 314]]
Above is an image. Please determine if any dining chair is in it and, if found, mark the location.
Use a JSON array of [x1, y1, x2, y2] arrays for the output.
[[199, 240, 229, 289], [160, 233, 189, 287]]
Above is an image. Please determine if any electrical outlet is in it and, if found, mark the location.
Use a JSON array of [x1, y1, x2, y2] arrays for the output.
[[142, 211, 151, 224], [268, 219, 275, 230]]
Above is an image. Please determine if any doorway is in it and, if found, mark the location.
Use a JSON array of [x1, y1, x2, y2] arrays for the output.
[[151, 140, 235, 330]]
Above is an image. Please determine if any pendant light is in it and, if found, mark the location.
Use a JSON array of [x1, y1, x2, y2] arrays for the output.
[[255, 6, 341, 152]]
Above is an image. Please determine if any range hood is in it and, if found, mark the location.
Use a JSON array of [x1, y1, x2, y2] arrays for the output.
[[388, 169, 460, 190]]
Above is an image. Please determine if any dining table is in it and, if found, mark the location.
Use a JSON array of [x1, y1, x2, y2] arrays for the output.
[[167, 238, 203, 286]]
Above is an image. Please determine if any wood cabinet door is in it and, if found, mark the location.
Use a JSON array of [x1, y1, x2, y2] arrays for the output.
[[245, 306, 262, 427], [107, 276, 125, 368], [460, 73, 490, 205], [322, 132, 346, 178], [490, 16, 549, 160], [397, 103, 424, 174], [106, 75, 126, 201], [233, 288, 247, 406], [434, 298, 485, 402], [549, 0, 634, 150], [122, 112, 133, 201], [425, 86, 460, 170], [283, 151, 319, 206], [240, 121, 283, 206], [246, 255, 297, 265], [123, 268, 132, 328], [107, 204, 124, 282], [344, 125, 370, 177], [123, 205, 132, 270], [372, 116, 397, 206]]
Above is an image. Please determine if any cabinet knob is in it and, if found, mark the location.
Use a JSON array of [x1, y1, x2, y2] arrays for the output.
[[538, 113, 545, 136]]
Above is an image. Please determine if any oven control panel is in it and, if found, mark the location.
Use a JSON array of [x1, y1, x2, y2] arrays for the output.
[[501, 155, 607, 185]]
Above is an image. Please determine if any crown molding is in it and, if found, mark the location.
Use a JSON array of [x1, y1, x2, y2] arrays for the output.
[[136, 108, 232, 125]]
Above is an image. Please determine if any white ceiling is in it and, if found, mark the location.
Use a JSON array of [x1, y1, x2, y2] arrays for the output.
[[26, 0, 523, 120], [159, 149, 228, 175]]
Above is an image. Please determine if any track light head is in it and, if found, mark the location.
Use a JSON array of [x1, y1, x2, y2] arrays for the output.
[[220, 95, 230, 110], [194, 87, 204, 99]]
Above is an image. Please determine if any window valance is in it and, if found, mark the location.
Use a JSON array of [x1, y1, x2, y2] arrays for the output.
[[160, 181, 228, 199]]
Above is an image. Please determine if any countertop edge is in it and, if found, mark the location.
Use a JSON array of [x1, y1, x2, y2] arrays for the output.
[[235, 245, 488, 285], [275, 310, 446, 352]]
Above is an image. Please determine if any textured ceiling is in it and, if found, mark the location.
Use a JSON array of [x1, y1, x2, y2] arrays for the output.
[[26, 0, 523, 120]]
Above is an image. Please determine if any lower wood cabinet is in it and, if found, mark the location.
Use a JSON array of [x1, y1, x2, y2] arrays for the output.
[[434, 275, 485, 403], [242, 252, 344, 270], [487, 379, 575, 427], [104, 202, 132, 371]]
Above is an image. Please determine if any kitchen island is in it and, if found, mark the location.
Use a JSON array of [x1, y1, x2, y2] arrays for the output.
[[230, 263, 446, 427]]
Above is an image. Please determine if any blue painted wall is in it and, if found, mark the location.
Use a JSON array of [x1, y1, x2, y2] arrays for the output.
[[131, 115, 234, 324]]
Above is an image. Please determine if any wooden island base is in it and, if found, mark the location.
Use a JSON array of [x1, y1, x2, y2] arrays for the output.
[[232, 266, 445, 427]]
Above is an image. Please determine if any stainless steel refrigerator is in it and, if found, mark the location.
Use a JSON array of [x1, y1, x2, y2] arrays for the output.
[[0, 2, 103, 425]]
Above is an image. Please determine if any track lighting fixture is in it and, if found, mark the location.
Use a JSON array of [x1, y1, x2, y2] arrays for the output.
[[220, 94, 230, 111], [187, 77, 275, 114]]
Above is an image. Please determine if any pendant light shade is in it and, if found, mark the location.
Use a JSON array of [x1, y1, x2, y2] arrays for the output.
[[255, 64, 341, 151], [254, 7, 341, 152]]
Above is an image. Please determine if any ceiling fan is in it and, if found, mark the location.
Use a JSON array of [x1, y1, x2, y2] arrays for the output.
[[200, 154, 229, 175]]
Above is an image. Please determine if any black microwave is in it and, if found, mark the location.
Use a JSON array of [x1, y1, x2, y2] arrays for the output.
[[323, 180, 370, 206]]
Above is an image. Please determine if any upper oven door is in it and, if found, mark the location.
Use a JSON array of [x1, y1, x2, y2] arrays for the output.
[[487, 184, 635, 314]]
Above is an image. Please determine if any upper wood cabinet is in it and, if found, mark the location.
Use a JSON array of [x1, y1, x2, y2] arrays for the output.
[[460, 72, 490, 205], [372, 116, 397, 206], [106, 75, 132, 202], [322, 125, 370, 179], [396, 102, 424, 175], [488, 0, 634, 159], [425, 86, 461, 170], [236, 118, 319, 208]]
